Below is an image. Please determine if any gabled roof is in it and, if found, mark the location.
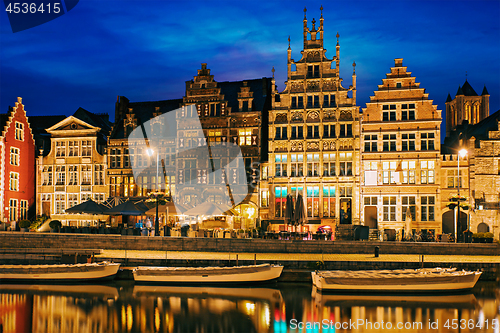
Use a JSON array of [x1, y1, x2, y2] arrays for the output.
[[218, 77, 271, 113], [110, 98, 183, 140], [46, 115, 101, 133], [73, 107, 111, 134]]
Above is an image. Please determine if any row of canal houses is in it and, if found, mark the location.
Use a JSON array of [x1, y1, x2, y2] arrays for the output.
[[1, 9, 499, 238]]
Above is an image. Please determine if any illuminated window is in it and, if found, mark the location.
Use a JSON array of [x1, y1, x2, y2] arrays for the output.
[[383, 134, 397, 151], [402, 133, 416, 151], [209, 130, 223, 145], [68, 194, 78, 208], [383, 196, 396, 221], [421, 196, 435, 221], [81, 140, 92, 156], [15, 122, 23, 140], [9, 199, 17, 221], [306, 154, 320, 177], [274, 186, 287, 217], [402, 104, 415, 121], [290, 154, 303, 177], [275, 154, 287, 177], [68, 166, 78, 185], [382, 161, 397, 184], [9, 172, 19, 191], [420, 133, 435, 151], [261, 190, 269, 208], [42, 166, 52, 185], [339, 153, 352, 176], [306, 186, 320, 217], [55, 194, 65, 214], [10, 147, 19, 166], [322, 153, 335, 176], [401, 161, 416, 184], [238, 129, 252, 145], [20, 200, 28, 220], [323, 185, 335, 217], [56, 141, 66, 156], [402, 196, 416, 221], [55, 166, 65, 185], [420, 161, 435, 184], [364, 135, 377, 152]]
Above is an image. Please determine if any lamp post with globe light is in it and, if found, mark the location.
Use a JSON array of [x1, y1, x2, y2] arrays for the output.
[[455, 148, 468, 243], [147, 147, 160, 236]]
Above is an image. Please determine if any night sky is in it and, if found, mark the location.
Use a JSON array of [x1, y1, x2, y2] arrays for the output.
[[1, 0, 499, 140]]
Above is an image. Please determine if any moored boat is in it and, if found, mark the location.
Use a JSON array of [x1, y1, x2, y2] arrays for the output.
[[0, 261, 120, 282], [312, 268, 482, 292], [133, 264, 283, 284]]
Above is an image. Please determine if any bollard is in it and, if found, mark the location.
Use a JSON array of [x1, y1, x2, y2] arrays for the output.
[[374, 246, 380, 258]]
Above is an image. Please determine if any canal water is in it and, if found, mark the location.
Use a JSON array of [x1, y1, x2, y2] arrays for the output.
[[0, 282, 498, 333]]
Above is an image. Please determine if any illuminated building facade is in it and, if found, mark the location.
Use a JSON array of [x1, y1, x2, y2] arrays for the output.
[[361, 59, 442, 236], [266, 7, 360, 231], [0, 97, 35, 224], [36, 108, 110, 226]]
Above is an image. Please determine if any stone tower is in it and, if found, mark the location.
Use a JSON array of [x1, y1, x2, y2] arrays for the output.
[[445, 80, 490, 137]]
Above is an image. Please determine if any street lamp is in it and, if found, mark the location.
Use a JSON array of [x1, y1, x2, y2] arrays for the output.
[[147, 147, 160, 236], [455, 148, 468, 243]]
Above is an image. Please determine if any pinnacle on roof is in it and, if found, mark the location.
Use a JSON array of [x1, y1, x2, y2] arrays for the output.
[[446, 93, 452, 103], [456, 85, 464, 96], [481, 85, 489, 96]]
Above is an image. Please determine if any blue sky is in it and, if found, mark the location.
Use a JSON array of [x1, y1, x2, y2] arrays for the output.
[[1, 0, 499, 139]]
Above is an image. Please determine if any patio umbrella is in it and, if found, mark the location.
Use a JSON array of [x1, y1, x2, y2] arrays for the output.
[[65, 199, 107, 214], [284, 194, 294, 226], [183, 201, 234, 217], [65, 199, 108, 226], [293, 193, 307, 228], [104, 200, 149, 216]]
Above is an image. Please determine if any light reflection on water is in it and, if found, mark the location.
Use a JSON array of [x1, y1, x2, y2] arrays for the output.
[[0, 282, 498, 333]]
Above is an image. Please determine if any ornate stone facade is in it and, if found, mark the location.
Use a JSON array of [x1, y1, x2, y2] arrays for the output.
[[266, 7, 360, 230], [36, 108, 110, 226]]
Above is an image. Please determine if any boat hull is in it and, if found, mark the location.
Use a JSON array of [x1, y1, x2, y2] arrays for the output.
[[0, 262, 120, 282], [312, 269, 482, 293], [133, 264, 283, 284]]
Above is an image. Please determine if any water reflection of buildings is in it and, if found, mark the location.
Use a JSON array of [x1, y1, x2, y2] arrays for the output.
[[305, 289, 500, 333], [1, 285, 499, 333]]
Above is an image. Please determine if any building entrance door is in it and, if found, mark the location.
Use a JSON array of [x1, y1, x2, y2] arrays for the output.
[[339, 198, 352, 224], [364, 206, 377, 229]]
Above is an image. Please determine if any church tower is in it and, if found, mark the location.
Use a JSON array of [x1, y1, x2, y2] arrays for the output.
[[445, 79, 490, 137], [268, 7, 360, 230]]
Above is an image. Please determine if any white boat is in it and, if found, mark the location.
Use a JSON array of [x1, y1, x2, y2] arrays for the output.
[[133, 264, 283, 284], [0, 262, 120, 282], [312, 268, 482, 292]]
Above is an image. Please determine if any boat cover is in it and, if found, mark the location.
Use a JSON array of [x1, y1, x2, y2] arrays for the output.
[[135, 264, 273, 276]]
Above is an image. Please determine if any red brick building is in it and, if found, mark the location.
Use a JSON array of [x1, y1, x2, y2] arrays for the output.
[[0, 97, 35, 225]]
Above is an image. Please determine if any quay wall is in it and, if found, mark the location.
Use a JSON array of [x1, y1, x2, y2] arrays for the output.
[[1, 232, 499, 255]]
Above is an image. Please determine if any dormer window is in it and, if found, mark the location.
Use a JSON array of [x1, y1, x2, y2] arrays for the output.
[[396, 82, 402, 88]]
